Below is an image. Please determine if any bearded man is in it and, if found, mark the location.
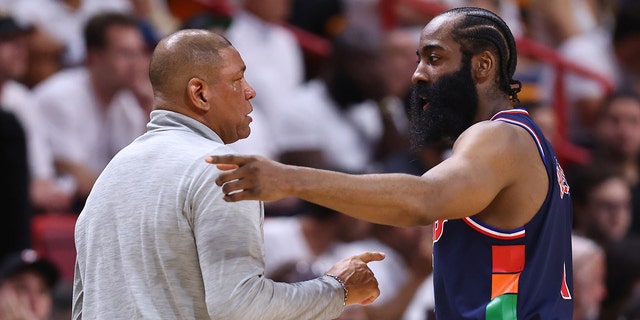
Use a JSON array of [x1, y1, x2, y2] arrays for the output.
[[206, 7, 574, 319]]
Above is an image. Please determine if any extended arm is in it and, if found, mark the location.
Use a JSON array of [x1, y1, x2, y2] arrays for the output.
[[208, 122, 515, 226]]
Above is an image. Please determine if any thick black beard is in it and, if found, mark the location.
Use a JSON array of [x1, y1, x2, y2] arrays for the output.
[[408, 59, 479, 150]]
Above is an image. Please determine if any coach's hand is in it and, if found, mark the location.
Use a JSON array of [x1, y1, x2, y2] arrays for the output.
[[324, 252, 385, 306], [206, 154, 290, 202]]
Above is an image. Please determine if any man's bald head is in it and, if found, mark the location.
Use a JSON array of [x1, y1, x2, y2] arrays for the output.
[[149, 29, 232, 101]]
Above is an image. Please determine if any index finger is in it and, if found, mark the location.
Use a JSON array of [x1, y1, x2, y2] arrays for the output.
[[205, 154, 250, 166], [354, 251, 386, 263], [215, 164, 238, 171]]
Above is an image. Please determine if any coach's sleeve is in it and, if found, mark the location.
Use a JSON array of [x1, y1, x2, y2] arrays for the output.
[[190, 164, 345, 320]]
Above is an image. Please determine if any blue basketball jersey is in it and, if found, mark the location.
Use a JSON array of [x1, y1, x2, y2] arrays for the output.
[[432, 109, 574, 319]]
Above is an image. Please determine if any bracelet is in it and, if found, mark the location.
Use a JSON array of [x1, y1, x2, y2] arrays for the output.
[[325, 274, 348, 306]]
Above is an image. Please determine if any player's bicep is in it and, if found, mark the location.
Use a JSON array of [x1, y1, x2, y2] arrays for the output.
[[423, 126, 515, 220]]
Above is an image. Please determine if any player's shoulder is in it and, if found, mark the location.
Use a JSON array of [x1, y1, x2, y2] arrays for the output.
[[452, 119, 539, 170], [455, 119, 521, 148]]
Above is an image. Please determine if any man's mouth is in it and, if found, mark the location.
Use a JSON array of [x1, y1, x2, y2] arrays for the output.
[[417, 92, 429, 111], [421, 96, 430, 111]]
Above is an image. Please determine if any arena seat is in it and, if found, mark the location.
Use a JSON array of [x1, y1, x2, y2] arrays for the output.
[[31, 213, 77, 281]]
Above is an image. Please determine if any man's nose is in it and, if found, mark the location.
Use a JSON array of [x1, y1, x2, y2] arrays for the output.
[[412, 64, 428, 84], [245, 83, 256, 100]]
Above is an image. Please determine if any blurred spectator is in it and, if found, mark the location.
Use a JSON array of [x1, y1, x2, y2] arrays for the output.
[[0, 110, 30, 261], [342, 0, 385, 35], [344, 0, 524, 38], [330, 225, 432, 304], [265, 202, 434, 320], [179, 10, 232, 35], [33, 12, 151, 210], [127, 0, 179, 37], [329, 224, 434, 320], [10, 0, 137, 68], [402, 274, 436, 320], [380, 27, 420, 101], [166, 0, 234, 26], [264, 202, 372, 279], [9, 14, 65, 89], [525, 102, 557, 147], [623, 289, 640, 320], [571, 234, 607, 320], [223, 0, 305, 160], [591, 91, 640, 237], [288, 0, 344, 39], [3, 0, 167, 88], [528, 0, 616, 147], [525, 101, 592, 169], [601, 238, 640, 320], [0, 249, 59, 320], [287, 0, 344, 80], [569, 163, 632, 247], [376, 27, 419, 156], [275, 27, 403, 173], [0, 13, 73, 212], [612, 4, 640, 94], [440, 0, 524, 36]]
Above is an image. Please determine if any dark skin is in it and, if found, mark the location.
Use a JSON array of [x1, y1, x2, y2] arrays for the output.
[[207, 13, 548, 231]]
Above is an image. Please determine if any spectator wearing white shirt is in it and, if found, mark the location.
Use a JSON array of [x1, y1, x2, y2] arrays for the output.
[[224, 0, 305, 159], [10, 0, 134, 68], [34, 12, 151, 209], [571, 234, 607, 320], [0, 13, 72, 212], [264, 202, 373, 279], [275, 27, 407, 174], [529, 0, 617, 147]]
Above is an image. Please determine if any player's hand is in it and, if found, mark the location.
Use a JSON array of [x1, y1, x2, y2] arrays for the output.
[[324, 252, 385, 306], [205, 154, 290, 202]]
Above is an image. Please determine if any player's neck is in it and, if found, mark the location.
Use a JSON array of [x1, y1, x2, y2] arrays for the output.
[[474, 86, 513, 121]]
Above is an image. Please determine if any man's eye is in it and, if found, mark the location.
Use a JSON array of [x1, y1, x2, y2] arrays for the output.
[[428, 54, 440, 63]]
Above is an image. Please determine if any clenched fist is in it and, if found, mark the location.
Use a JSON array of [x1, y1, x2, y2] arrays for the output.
[[324, 251, 385, 306]]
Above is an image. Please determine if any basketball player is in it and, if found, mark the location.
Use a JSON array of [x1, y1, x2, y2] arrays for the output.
[[207, 7, 574, 319]]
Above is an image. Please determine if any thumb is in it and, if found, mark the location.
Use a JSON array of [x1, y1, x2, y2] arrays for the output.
[[355, 251, 386, 263]]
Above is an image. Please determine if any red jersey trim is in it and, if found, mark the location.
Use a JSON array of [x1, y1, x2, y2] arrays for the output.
[[561, 263, 572, 299], [493, 118, 546, 160], [490, 109, 530, 119], [463, 217, 526, 240]]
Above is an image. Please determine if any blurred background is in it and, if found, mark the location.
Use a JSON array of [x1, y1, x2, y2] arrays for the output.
[[0, 0, 639, 319]]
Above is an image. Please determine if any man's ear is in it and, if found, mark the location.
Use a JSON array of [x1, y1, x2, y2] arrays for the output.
[[187, 77, 209, 112], [472, 51, 495, 83]]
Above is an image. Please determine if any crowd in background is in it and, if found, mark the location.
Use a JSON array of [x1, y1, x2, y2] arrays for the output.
[[0, 0, 639, 319]]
